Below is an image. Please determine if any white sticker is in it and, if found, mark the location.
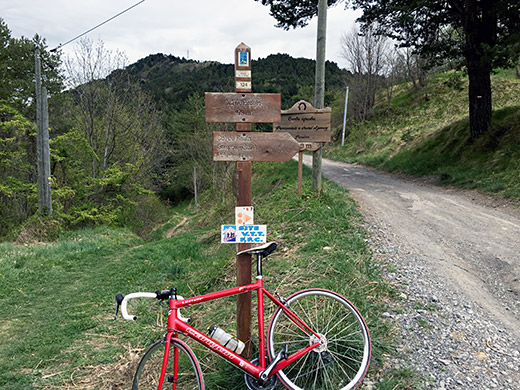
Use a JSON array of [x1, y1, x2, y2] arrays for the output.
[[236, 206, 254, 225], [236, 225, 267, 243], [236, 81, 252, 90], [236, 70, 251, 78], [221, 224, 267, 244]]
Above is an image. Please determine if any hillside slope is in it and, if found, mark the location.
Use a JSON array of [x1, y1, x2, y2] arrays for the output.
[[327, 69, 520, 200], [125, 53, 350, 110], [0, 161, 401, 389]]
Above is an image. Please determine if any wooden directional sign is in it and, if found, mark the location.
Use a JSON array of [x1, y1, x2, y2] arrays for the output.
[[274, 100, 331, 143], [213, 131, 300, 162], [205, 93, 281, 123]]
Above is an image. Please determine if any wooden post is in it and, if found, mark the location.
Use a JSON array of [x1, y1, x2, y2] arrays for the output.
[[235, 43, 253, 357], [297, 151, 303, 197], [341, 86, 349, 146], [193, 166, 198, 212], [312, 0, 327, 194]]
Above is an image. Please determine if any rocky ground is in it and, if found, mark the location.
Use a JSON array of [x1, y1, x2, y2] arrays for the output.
[[366, 218, 520, 389]]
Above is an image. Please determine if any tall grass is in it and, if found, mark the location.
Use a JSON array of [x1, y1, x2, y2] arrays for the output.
[[0, 160, 395, 389]]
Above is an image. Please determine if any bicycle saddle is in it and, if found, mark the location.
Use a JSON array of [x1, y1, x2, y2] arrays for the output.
[[237, 241, 277, 258]]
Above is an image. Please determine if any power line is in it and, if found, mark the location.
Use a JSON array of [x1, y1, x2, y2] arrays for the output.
[[50, 0, 146, 52]]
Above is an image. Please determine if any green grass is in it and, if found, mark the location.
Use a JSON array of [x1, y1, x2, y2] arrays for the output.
[[326, 69, 520, 200], [0, 160, 402, 389]]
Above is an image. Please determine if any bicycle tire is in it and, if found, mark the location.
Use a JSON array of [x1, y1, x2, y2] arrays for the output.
[[132, 338, 204, 390], [267, 289, 370, 390]]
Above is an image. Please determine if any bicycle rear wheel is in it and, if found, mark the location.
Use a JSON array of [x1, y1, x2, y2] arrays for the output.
[[267, 289, 370, 390], [132, 338, 204, 390]]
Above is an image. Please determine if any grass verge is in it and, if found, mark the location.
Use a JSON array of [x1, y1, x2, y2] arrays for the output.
[[0, 160, 398, 389], [326, 69, 520, 201]]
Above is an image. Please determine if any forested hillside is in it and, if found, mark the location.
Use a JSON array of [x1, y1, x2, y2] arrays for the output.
[[0, 17, 351, 241], [124, 52, 349, 110]]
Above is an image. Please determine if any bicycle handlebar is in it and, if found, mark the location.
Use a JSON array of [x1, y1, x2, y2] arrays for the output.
[[118, 291, 189, 322], [121, 292, 157, 321]]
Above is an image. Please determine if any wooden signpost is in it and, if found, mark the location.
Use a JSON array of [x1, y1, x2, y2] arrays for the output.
[[205, 93, 281, 123], [273, 100, 331, 143], [274, 100, 332, 196], [205, 43, 300, 357], [213, 131, 300, 162]]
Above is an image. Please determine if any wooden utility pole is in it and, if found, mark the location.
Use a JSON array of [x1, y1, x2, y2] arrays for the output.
[[35, 45, 52, 215], [312, 0, 328, 193], [234, 43, 253, 357]]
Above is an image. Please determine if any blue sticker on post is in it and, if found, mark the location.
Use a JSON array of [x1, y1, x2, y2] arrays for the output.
[[239, 51, 249, 67]]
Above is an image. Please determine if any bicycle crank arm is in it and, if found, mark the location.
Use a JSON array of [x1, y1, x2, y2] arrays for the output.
[[259, 345, 288, 381]]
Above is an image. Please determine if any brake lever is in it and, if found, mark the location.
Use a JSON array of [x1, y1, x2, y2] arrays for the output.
[[114, 293, 124, 320]]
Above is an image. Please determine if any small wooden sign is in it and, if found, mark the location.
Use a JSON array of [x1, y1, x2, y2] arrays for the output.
[[206, 93, 281, 123], [213, 132, 300, 162], [300, 142, 322, 151], [274, 100, 331, 143]]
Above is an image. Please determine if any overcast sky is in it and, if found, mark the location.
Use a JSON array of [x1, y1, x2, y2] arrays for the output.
[[2, 0, 361, 69]]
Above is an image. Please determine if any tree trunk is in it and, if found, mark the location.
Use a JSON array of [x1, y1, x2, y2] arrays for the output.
[[467, 59, 492, 140], [463, 0, 495, 140]]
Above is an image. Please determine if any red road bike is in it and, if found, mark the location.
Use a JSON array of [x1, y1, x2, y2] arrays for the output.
[[116, 242, 371, 390]]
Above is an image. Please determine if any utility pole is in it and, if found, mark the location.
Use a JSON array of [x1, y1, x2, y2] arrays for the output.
[[35, 45, 52, 215], [312, 0, 327, 193]]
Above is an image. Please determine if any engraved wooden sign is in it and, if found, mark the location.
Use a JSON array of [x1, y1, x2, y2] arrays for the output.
[[205, 93, 281, 123], [213, 132, 300, 162], [273, 100, 331, 143]]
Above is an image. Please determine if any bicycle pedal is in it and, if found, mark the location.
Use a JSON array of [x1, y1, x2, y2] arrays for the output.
[[167, 375, 173, 383]]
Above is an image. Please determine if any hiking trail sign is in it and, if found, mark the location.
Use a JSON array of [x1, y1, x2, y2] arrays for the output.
[[205, 93, 281, 123], [274, 100, 332, 197], [273, 100, 331, 144], [205, 43, 300, 357], [213, 131, 300, 162]]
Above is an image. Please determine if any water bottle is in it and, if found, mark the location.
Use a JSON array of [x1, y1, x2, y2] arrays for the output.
[[208, 326, 245, 354]]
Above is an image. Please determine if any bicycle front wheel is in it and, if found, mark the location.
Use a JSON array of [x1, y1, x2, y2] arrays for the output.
[[132, 338, 204, 390], [267, 289, 370, 390]]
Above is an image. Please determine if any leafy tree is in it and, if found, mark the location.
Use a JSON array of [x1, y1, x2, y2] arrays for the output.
[[255, 0, 340, 29], [340, 25, 390, 121], [63, 38, 164, 182], [353, 0, 520, 140], [0, 18, 62, 117], [162, 94, 234, 203], [0, 103, 36, 236], [255, 0, 520, 140]]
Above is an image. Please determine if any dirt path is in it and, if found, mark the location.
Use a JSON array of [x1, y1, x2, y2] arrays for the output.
[[301, 157, 520, 388], [305, 156, 520, 337]]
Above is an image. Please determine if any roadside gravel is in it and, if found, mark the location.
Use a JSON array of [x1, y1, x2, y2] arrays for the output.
[[366, 217, 520, 389]]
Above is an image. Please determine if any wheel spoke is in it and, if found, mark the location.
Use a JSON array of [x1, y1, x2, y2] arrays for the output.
[[268, 290, 370, 390]]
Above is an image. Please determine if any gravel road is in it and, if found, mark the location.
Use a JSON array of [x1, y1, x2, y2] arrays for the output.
[[303, 156, 520, 389]]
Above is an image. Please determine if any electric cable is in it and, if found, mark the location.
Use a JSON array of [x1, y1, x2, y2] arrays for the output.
[[50, 0, 146, 52]]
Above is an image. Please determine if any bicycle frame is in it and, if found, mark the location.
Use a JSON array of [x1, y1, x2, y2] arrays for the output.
[[157, 277, 323, 388]]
